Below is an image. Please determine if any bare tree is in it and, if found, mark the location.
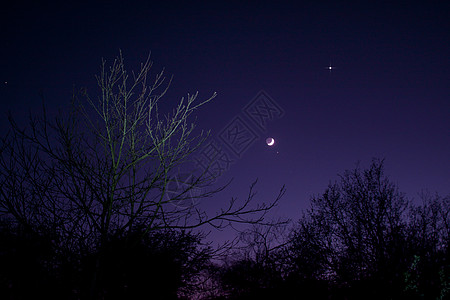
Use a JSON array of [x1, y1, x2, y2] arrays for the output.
[[0, 51, 284, 298], [234, 220, 289, 265], [283, 159, 412, 299], [406, 192, 450, 299], [409, 192, 449, 254]]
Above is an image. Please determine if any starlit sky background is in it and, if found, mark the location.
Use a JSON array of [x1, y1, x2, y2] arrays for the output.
[[1, 1, 449, 244]]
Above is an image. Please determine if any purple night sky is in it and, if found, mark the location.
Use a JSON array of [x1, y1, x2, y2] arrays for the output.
[[1, 1, 449, 243]]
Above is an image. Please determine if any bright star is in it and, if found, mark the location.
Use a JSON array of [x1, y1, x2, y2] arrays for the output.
[[326, 64, 336, 72]]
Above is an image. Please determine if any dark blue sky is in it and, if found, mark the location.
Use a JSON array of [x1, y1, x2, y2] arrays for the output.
[[1, 1, 449, 241]]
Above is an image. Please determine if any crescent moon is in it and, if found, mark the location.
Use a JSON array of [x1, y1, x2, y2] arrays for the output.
[[266, 137, 275, 146]]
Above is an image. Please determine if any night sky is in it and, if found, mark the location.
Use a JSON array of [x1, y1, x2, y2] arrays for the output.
[[1, 1, 449, 243]]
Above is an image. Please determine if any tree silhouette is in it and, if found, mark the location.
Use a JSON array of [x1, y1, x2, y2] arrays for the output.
[[75, 229, 212, 299], [0, 219, 212, 299], [0, 52, 284, 299], [405, 193, 450, 299], [286, 159, 409, 298], [216, 222, 289, 300], [284, 159, 449, 299], [0, 220, 64, 299], [201, 159, 449, 300]]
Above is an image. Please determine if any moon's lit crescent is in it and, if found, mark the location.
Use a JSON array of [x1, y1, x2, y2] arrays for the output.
[[266, 137, 275, 146]]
